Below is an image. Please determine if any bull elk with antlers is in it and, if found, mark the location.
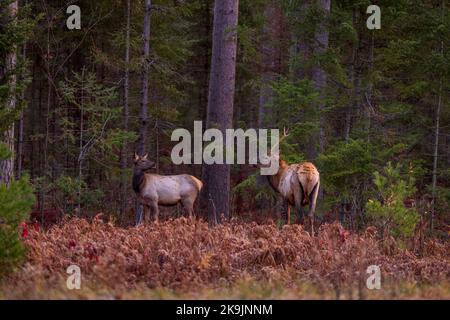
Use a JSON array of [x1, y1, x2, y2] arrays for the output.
[[256, 128, 320, 235], [133, 153, 203, 223]]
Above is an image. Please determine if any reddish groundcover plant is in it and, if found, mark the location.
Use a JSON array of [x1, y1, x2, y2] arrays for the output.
[[19, 221, 39, 240], [13, 216, 449, 296], [19, 222, 29, 239]]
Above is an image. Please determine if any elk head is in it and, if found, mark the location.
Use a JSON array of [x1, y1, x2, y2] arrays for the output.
[[254, 127, 290, 171], [133, 152, 156, 171]]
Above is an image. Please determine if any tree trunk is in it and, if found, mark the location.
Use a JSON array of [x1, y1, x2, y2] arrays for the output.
[[16, 44, 27, 180], [292, 1, 310, 81], [258, 2, 281, 128], [431, 78, 442, 233], [430, 0, 445, 232], [136, 0, 152, 225], [16, 111, 24, 179], [309, 0, 330, 159], [137, 0, 151, 156], [77, 68, 85, 216], [201, 0, 239, 223], [120, 0, 131, 219], [41, 7, 53, 219], [344, 9, 359, 141], [0, 1, 18, 186], [365, 31, 374, 142], [201, 0, 211, 123]]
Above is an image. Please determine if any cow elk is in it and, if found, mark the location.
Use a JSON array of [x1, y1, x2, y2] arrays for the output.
[[257, 128, 320, 235], [133, 152, 203, 223]]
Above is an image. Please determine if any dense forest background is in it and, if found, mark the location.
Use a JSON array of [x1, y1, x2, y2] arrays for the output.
[[1, 0, 449, 241]]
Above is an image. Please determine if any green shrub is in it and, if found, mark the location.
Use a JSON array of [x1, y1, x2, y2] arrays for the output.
[[0, 145, 35, 277], [366, 162, 419, 238]]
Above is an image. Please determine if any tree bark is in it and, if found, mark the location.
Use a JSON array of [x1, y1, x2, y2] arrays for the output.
[[120, 0, 131, 218], [77, 68, 85, 216], [201, 0, 239, 223], [16, 111, 24, 179], [135, 0, 152, 225], [0, 1, 18, 186], [201, 0, 211, 123], [16, 44, 27, 180], [292, 1, 311, 81], [365, 31, 374, 142], [344, 9, 359, 141], [431, 78, 442, 232], [309, 0, 330, 159], [258, 2, 281, 128], [137, 0, 151, 156], [430, 0, 445, 232]]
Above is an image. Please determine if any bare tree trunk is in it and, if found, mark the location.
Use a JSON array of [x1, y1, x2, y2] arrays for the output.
[[16, 112, 24, 179], [137, 0, 151, 156], [309, 0, 330, 159], [365, 31, 374, 142], [430, 0, 445, 232], [344, 9, 358, 141], [16, 44, 26, 180], [431, 78, 442, 232], [155, 114, 160, 173], [201, 0, 239, 223], [77, 68, 85, 216], [29, 55, 37, 180], [258, 2, 281, 128], [292, 1, 310, 81], [200, 0, 211, 123], [0, 1, 18, 186], [258, 1, 281, 215], [41, 6, 53, 220], [120, 0, 131, 219], [258, 74, 273, 128], [135, 0, 152, 225]]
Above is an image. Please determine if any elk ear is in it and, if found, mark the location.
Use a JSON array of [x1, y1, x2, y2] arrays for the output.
[[134, 152, 139, 161], [142, 153, 148, 160]]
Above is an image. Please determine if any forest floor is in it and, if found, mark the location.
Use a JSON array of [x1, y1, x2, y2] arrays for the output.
[[1, 216, 449, 299]]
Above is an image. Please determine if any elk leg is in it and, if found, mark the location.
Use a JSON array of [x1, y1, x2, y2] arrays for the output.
[[297, 204, 305, 225], [281, 200, 289, 225], [181, 198, 194, 219], [295, 182, 305, 224], [308, 181, 320, 236], [149, 202, 159, 223], [135, 203, 144, 225], [287, 206, 291, 225], [143, 204, 150, 223]]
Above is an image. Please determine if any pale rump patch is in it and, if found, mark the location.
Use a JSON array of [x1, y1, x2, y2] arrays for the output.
[[275, 162, 319, 207], [278, 166, 296, 200], [296, 162, 319, 198], [189, 175, 203, 192]]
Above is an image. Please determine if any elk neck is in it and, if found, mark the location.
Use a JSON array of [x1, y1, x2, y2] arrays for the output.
[[132, 167, 146, 193], [266, 159, 289, 193]]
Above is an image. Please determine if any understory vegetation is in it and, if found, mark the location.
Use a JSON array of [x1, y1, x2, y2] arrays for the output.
[[1, 217, 448, 299]]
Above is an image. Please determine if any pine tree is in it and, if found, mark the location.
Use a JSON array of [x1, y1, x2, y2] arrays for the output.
[[366, 162, 419, 238]]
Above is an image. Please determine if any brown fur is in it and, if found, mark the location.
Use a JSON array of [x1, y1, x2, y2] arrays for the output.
[[296, 162, 319, 205], [266, 158, 320, 235], [133, 153, 203, 223], [257, 127, 320, 233]]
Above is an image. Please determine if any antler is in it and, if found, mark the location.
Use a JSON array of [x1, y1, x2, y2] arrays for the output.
[[270, 127, 290, 155]]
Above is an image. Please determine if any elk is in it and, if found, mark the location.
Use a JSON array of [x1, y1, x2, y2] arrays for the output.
[[256, 128, 320, 235], [133, 152, 203, 223]]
